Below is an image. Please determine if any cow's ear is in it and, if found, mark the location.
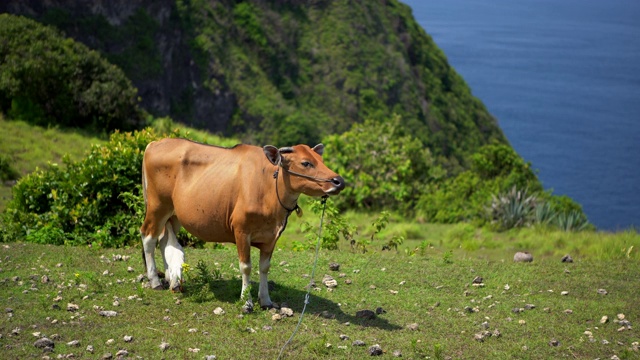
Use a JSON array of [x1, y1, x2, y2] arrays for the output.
[[312, 144, 324, 156], [263, 145, 281, 165]]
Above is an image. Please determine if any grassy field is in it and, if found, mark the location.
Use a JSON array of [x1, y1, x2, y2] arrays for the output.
[[1, 234, 639, 359]]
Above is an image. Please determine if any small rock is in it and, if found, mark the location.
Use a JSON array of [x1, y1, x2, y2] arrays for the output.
[[123, 335, 133, 342], [272, 314, 282, 321], [345, 279, 352, 285], [561, 254, 573, 263], [406, 323, 419, 331], [34, 338, 55, 349], [481, 321, 489, 329], [99, 311, 118, 317], [41, 275, 49, 283], [205, 356, 217, 360], [617, 313, 625, 320], [392, 350, 402, 357], [102, 353, 113, 360], [339, 334, 349, 341], [329, 262, 340, 271], [188, 348, 200, 353], [356, 310, 376, 320], [106, 339, 115, 345], [524, 304, 536, 310], [514, 251, 533, 262], [561, 291, 569, 296], [600, 316, 609, 324], [279, 261, 288, 266], [549, 339, 560, 347], [262, 325, 273, 331], [368, 344, 383, 356], [375, 307, 386, 315], [492, 329, 502, 338], [322, 275, 338, 288], [213, 307, 225, 315], [67, 303, 79, 312], [472, 276, 483, 284], [159, 342, 170, 351], [280, 307, 294, 317], [353, 340, 366, 346], [597, 289, 608, 295], [86, 345, 94, 353], [127, 267, 134, 273], [188, 328, 197, 333], [474, 332, 489, 342], [115, 349, 128, 357], [67, 340, 80, 347]]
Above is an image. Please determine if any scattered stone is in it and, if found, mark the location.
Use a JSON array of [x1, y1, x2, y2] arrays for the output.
[[123, 335, 133, 342], [159, 342, 170, 351], [356, 310, 376, 320], [67, 303, 79, 312], [323, 275, 338, 288], [205, 356, 217, 360], [561, 291, 569, 296], [41, 275, 49, 283], [34, 338, 55, 349], [272, 314, 282, 321], [127, 267, 134, 273], [481, 321, 489, 329], [99, 311, 118, 317], [135, 274, 145, 283], [262, 325, 273, 331], [189, 348, 200, 353], [353, 340, 366, 346], [280, 307, 294, 317], [67, 340, 80, 347], [368, 344, 383, 356], [549, 339, 560, 347], [115, 349, 128, 358], [345, 279, 352, 285], [474, 331, 490, 342], [106, 339, 115, 345], [245, 327, 256, 333], [339, 334, 349, 341], [524, 304, 536, 310], [504, 284, 510, 291], [86, 345, 94, 353], [597, 289, 608, 295], [512, 308, 524, 314], [472, 276, 483, 284], [561, 254, 573, 263], [102, 353, 113, 360], [213, 307, 225, 315], [406, 323, 419, 331], [369, 284, 377, 290], [492, 329, 502, 338], [617, 313, 625, 320], [514, 252, 533, 262], [329, 262, 340, 271], [376, 307, 386, 315]]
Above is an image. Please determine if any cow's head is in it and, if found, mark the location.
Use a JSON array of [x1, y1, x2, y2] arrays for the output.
[[263, 144, 345, 197]]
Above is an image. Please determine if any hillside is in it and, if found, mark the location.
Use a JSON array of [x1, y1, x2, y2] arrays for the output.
[[0, 0, 506, 170]]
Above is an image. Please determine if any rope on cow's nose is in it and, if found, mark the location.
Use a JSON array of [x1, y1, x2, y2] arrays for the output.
[[277, 196, 328, 360]]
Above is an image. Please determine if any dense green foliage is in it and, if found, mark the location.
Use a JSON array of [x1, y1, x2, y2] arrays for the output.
[[0, 14, 144, 131], [172, 0, 506, 169], [0, 153, 20, 182]]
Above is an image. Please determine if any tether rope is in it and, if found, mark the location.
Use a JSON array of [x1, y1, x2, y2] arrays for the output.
[[277, 196, 328, 360]]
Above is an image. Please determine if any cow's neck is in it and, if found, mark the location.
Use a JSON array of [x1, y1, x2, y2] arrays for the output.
[[274, 168, 300, 214]]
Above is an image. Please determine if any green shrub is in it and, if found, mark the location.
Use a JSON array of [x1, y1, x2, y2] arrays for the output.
[[488, 186, 537, 230], [0, 154, 20, 181], [0, 14, 144, 131], [323, 115, 442, 212]]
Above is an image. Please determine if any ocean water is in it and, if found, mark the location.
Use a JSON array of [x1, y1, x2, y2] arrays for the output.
[[403, 0, 640, 231]]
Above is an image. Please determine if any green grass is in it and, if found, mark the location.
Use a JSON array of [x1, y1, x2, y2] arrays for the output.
[[1, 241, 638, 359], [0, 116, 105, 210]]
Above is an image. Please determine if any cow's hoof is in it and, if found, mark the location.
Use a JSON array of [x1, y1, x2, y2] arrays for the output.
[[260, 303, 277, 310], [170, 281, 183, 293], [242, 300, 254, 314]]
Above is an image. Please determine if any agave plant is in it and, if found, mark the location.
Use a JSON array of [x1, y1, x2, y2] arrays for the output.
[[489, 186, 537, 230], [534, 201, 557, 226], [555, 210, 590, 232]]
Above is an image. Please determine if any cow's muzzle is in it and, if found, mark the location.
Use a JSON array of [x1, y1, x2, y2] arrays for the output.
[[326, 176, 346, 195]]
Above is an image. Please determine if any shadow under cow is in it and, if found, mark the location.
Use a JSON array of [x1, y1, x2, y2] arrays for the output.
[[183, 278, 403, 331]]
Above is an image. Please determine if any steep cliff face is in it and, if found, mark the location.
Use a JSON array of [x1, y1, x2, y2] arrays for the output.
[[1, 0, 507, 170], [0, 0, 235, 133]]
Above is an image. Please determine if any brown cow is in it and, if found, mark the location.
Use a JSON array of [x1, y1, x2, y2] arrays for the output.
[[140, 138, 345, 310]]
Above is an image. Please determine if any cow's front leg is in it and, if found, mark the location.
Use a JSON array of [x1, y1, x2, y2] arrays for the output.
[[236, 234, 254, 312], [258, 250, 274, 309]]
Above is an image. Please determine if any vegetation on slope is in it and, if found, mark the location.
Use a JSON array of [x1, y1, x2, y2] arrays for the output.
[[0, 14, 144, 132]]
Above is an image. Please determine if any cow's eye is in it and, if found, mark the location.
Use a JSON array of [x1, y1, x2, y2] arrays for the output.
[[302, 161, 313, 168]]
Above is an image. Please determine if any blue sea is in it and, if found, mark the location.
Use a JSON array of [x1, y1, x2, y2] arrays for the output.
[[403, 0, 640, 231]]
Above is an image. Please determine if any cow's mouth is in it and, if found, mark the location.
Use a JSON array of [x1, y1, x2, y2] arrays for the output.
[[324, 176, 345, 195]]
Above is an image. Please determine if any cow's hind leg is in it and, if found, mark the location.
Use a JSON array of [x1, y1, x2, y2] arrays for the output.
[[163, 218, 184, 292]]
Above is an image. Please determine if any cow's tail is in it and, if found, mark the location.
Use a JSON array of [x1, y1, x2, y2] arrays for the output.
[[141, 150, 149, 273]]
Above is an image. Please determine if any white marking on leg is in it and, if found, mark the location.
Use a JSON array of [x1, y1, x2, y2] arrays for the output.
[[164, 222, 184, 291], [258, 252, 273, 308], [142, 234, 162, 289], [239, 260, 252, 300]]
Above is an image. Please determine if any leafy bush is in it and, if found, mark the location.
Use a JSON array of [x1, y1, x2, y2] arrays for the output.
[[1, 129, 157, 246], [0, 14, 144, 131], [0, 154, 20, 181], [323, 116, 442, 212]]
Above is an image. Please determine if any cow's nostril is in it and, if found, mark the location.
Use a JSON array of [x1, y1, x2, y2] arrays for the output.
[[332, 176, 345, 190]]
